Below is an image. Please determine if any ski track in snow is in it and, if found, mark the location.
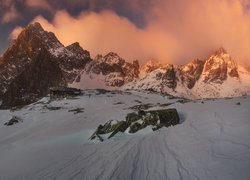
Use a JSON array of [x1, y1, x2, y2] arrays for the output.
[[0, 91, 250, 180]]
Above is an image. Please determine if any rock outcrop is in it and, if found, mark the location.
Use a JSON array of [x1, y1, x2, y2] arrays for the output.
[[89, 108, 180, 141]]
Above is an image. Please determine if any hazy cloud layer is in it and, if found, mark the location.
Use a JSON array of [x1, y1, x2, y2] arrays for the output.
[[9, 0, 250, 65], [9, 26, 23, 39], [0, 0, 21, 23], [2, 4, 20, 23], [25, 0, 52, 10]]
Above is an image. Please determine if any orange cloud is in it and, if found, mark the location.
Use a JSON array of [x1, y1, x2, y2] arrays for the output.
[[9, 0, 250, 66], [9, 26, 23, 40], [25, 0, 52, 10], [147, 0, 250, 65], [1, 3, 21, 23], [28, 10, 179, 64]]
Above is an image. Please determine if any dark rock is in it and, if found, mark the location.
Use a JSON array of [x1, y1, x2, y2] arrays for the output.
[[102, 120, 124, 134], [0, 48, 65, 109], [128, 103, 153, 110], [50, 87, 82, 99], [153, 109, 180, 127], [90, 108, 180, 141], [68, 108, 84, 114], [46, 106, 61, 110], [95, 89, 111, 95], [160, 65, 177, 90], [228, 68, 239, 78], [138, 110, 146, 117], [180, 59, 204, 89], [176, 99, 190, 104], [129, 122, 146, 133], [89, 120, 128, 141], [113, 102, 124, 105], [143, 113, 158, 126], [4, 116, 22, 126], [89, 125, 105, 141], [126, 113, 141, 124], [108, 121, 128, 139]]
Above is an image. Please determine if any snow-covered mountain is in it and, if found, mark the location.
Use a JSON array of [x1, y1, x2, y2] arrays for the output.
[[1, 22, 250, 108], [70, 52, 139, 89], [0, 22, 91, 107], [125, 48, 250, 99], [0, 23, 138, 108]]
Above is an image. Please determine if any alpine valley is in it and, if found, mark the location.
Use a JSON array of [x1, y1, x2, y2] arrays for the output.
[[1, 22, 250, 180]]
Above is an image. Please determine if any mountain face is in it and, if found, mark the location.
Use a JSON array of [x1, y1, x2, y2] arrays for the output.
[[180, 59, 204, 89], [125, 48, 250, 99], [70, 52, 139, 89], [2, 49, 65, 107], [140, 59, 163, 74], [0, 23, 139, 108], [0, 23, 91, 108], [202, 47, 239, 83]]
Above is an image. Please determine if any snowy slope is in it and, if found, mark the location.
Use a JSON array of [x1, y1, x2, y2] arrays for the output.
[[69, 71, 119, 90], [192, 65, 250, 98], [0, 91, 250, 179]]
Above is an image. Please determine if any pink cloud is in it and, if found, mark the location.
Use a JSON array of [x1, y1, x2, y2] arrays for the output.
[[1, 1, 21, 23], [30, 10, 180, 64], [10, 0, 250, 66], [9, 26, 23, 39], [25, 0, 52, 10]]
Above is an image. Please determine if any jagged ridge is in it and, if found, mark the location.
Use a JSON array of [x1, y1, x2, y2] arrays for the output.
[[125, 48, 250, 99], [1, 22, 250, 108], [0, 22, 140, 108]]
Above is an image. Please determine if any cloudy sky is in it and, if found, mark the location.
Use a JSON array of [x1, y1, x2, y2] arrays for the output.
[[1, 0, 250, 65]]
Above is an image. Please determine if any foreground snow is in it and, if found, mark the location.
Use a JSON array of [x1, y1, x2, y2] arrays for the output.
[[0, 90, 250, 180]]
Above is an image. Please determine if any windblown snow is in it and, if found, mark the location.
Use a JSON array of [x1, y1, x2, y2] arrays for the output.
[[0, 90, 250, 180]]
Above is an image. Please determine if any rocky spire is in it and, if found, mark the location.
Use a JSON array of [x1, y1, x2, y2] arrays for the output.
[[213, 47, 227, 56], [202, 47, 239, 83]]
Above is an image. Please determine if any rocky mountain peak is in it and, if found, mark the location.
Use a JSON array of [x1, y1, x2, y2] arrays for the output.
[[25, 22, 44, 33], [74, 52, 139, 88], [66, 42, 80, 49], [202, 47, 239, 83], [0, 22, 91, 108], [94, 54, 103, 61], [102, 52, 125, 65], [66, 42, 90, 59], [140, 59, 163, 74], [213, 47, 227, 56], [1, 22, 63, 66], [17, 22, 63, 51]]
